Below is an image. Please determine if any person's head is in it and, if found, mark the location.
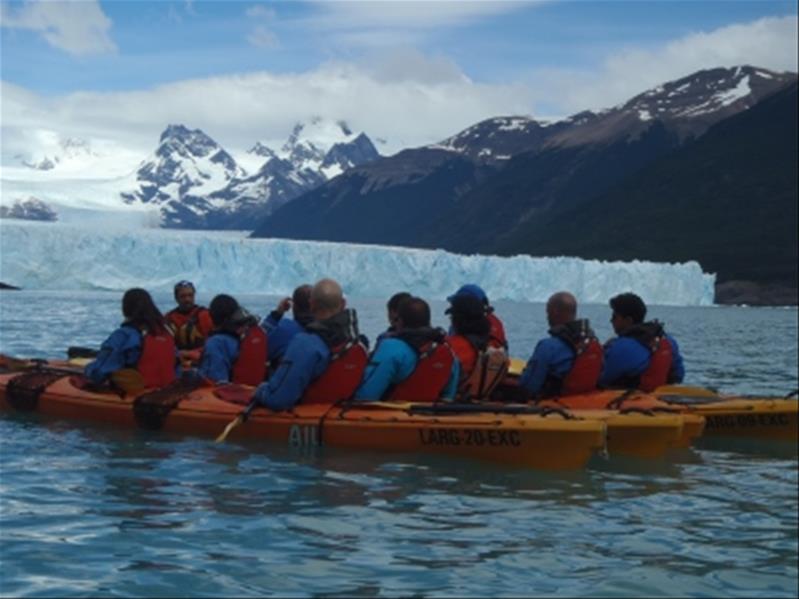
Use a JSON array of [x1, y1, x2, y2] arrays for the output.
[[386, 291, 412, 328], [397, 297, 431, 330], [310, 278, 345, 320], [209, 294, 240, 328], [173, 280, 197, 312], [122, 287, 165, 333], [609, 292, 647, 334], [546, 291, 578, 328], [292, 284, 313, 319], [446, 294, 489, 337], [447, 284, 489, 306]]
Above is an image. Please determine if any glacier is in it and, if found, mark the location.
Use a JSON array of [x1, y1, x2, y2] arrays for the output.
[[0, 220, 716, 306]]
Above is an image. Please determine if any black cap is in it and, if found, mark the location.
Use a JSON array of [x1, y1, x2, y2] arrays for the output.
[[445, 293, 486, 318]]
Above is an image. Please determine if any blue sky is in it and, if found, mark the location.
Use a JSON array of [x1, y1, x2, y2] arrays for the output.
[[1, 1, 797, 162]]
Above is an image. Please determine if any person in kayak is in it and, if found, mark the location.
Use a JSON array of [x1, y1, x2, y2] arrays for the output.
[[375, 291, 412, 345], [599, 292, 685, 391], [446, 293, 509, 401], [259, 284, 313, 370], [355, 296, 459, 402], [197, 294, 267, 385], [252, 278, 367, 411], [447, 284, 508, 351], [84, 288, 178, 392], [164, 280, 214, 363], [518, 292, 603, 398]]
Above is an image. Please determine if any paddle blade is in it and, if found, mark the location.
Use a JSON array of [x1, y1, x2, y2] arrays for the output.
[[215, 414, 244, 443], [508, 357, 526, 377], [655, 384, 719, 398]]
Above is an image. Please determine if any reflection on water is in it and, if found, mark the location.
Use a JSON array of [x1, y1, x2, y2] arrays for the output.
[[0, 291, 797, 596]]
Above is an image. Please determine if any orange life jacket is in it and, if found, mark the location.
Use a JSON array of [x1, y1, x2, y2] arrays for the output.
[[231, 326, 268, 386], [487, 312, 508, 349], [639, 336, 673, 392], [137, 331, 177, 388], [166, 306, 213, 350], [386, 341, 454, 403], [460, 345, 509, 401], [302, 341, 369, 405], [560, 337, 603, 395]]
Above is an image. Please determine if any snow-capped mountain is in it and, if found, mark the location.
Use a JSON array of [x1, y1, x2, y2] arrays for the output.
[[252, 64, 797, 265], [0, 197, 58, 221], [14, 136, 100, 172], [118, 119, 380, 228], [429, 66, 795, 162]]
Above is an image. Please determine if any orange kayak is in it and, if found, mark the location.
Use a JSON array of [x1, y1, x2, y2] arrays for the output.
[[0, 364, 606, 471]]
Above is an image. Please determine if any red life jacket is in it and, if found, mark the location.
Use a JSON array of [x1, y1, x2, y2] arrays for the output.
[[639, 336, 673, 392], [386, 341, 455, 403], [302, 341, 369, 405], [166, 306, 213, 350], [561, 337, 603, 395], [137, 331, 177, 388], [487, 313, 508, 349], [231, 326, 268, 386]]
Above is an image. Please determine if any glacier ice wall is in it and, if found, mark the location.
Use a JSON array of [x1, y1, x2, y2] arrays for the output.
[[0, 221, 716, 305]]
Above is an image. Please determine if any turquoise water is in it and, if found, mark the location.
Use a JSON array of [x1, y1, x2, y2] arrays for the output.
[[1, 291, 797, 597]]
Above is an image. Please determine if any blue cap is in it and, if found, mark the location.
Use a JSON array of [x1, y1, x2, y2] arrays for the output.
[[447, 284, 488, 304]]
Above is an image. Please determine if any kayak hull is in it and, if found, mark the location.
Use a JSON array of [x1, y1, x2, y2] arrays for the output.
[[0, 372, 606, 471]]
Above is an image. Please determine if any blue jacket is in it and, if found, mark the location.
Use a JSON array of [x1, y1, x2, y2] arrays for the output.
[[198, 333, 240, 384], [600, 334, 685, 388], [518, 336, 575, 396], [260, 312, 306, 365], [84, 325, 143, 384], [355, 337, 460, 402], [253, 332, 330, 411]]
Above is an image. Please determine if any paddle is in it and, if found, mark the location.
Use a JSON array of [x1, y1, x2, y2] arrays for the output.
[[67, 346, 99, 359], [508, 357, 526, 377], [215, 396, 260, 443], [342, 399, 573, 418]]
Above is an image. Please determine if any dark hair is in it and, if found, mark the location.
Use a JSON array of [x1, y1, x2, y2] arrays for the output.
[[292, 284, 313, 316], [173, 280, 195, 299], [387, 291, 412, 313], [609, 292, 647, 324], [122, 288, 167, 334], [398, 297, 431, 328], [448, 294, 490, 337], [209, 294, 240, 327]]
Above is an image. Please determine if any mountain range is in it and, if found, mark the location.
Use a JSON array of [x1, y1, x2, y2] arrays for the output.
[[251, 66, 798, 305], [119, 119, 380, 229]]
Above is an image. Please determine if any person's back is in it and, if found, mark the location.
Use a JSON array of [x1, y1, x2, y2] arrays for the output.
[[519, 292, 602, 398], [445, 293, 508, 401], [356, 297, 459, 402], [85, 288, 177, 393], [447, 284, 508, 351], [600, 292, 685, 391], [253, 279, 367, 411], [260, 284, 314, 368], [199, 295, 266, 385], [375, 291, 412, 346]]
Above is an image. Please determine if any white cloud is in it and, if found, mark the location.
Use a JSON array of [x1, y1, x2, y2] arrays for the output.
[[523, 15, 798, 115], [0, 0, 116, 56], [0, 54, 534, 168], [305, 0, 529, 31], [245, 4, 279, 49], [247, 25, 279, 48]]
